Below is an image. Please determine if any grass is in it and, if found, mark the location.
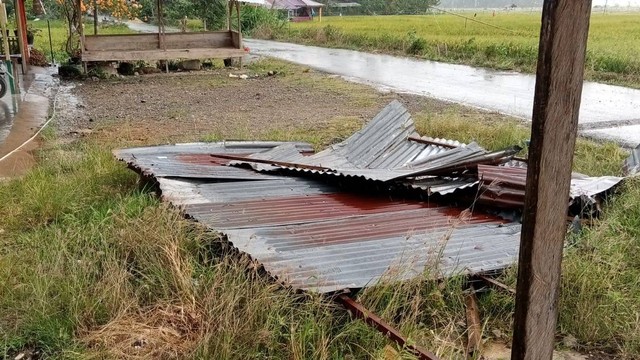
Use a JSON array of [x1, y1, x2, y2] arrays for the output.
[[262, 12, 640, 88], [1, 65, 638, 358], [30, 20, 133, 62]]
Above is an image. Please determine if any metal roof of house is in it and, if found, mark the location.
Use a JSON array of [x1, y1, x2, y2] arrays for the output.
[[266, 0, 324, 9]]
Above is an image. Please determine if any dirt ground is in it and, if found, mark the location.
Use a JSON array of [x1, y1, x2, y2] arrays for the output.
[[19, 60, 622, 360], [54, 59, 518, 149]]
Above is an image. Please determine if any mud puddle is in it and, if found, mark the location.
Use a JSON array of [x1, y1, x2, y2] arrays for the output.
[[0, 66, 57, 178]]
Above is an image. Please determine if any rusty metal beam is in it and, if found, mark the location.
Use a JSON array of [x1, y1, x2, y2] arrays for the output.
[[475, 274, 516, 295], [336, 294, 440, 360], [464, 289, 483, 357], [211, 153, 330, 171]]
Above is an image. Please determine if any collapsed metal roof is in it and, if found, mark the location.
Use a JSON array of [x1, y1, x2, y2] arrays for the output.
[[114, 101, 628, 294], [115, 143, 521, 293], [477, 164, 623, 210], [114, 124, 523, 294]]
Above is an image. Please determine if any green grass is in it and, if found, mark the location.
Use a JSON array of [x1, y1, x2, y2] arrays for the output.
[[0, 97, 638, 358], [30, 20, 133, 62], [265, 12, 640, 88]]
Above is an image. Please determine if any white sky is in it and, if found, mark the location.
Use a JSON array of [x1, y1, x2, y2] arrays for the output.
[[592, 0, 640, 6]]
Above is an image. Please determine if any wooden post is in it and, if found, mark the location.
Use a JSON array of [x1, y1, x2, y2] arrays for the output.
[[319, 6, 322, 22], [156, 0, 165, 50], [0, 2, 11, 61], [15, 0, 28, 74], [77, 0, 86, 73], [227, 0, 231, 30], [464, 289, 483, 357], [236, 0, 242, 69], [93, 0, 98, 35], [511, 1, 592, 359], [0, 2, 16, 93]]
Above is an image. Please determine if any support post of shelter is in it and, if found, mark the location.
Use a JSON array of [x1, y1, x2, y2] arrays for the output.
[[15, 0, 28, 74], [511, 1, 592, 359], [93, 0, 98, 35], [319, 7, 322, 22], [0, 1, 17, 94], [235, 0, 242, 69], [77, 0, 87, 73]]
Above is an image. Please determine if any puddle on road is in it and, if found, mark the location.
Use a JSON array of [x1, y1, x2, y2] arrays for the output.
[[246, 39, 640, 146], [0, 67, 56, 178]]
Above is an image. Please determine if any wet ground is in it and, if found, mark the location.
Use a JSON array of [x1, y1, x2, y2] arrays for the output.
[[119, 19, 640, 147], [245, 39, 640, 147], [0, 67, 56, 178]]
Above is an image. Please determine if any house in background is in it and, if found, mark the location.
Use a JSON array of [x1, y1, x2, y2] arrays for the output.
[[266, 0, 324, 21]]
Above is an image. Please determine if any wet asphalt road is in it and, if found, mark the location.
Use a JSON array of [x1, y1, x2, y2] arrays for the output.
[[245, 39, 640, 147]]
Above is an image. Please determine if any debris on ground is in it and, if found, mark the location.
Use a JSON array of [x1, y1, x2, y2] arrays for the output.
[[110, 99, 639, 358], [28, 48, 49, 67], [115, 101, 632, 294], [229, 73, 249, 79]]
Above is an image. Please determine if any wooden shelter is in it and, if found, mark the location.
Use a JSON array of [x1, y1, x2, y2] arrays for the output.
[[0, 0, 29, 75], [79, 0, 247, 66]]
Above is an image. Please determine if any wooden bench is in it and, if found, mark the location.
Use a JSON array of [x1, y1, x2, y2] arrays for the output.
[[81, 31, 245, 62]]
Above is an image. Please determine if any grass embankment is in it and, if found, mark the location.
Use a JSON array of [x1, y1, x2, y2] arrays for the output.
[[1, 60, 639, 358], [30, 20, 132, 62], [260, 12, 640, 88]]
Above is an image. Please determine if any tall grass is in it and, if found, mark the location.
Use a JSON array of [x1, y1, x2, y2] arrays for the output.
[[265, 12, 640, 87], [0, 104, 638, 358]]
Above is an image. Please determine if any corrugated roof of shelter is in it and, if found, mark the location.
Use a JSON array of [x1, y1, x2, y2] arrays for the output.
[[116, 144, 522, 294], [113, 141, 313, 180], [231, 101, 518, 185], [477, 164, 623, 209]]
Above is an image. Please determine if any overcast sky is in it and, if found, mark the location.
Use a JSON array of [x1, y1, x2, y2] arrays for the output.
[[592, 0, 640, 6]]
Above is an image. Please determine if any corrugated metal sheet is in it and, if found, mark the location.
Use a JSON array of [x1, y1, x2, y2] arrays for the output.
[[477, 164, 623, 209], [113, 141, 313, 180], [231, 101, 518, 194], [116, 143, 522, 294], [623, 144, 640, 176]]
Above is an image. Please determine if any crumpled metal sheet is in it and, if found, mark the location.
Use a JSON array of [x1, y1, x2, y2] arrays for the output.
[[115, 143, 523, 294], [477, 164, 624, 209], [623, 143, 640, 176], [231, 101, 518, 194]]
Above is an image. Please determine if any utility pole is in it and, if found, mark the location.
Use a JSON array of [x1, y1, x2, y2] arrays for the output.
[[511, 1, 593, 359]]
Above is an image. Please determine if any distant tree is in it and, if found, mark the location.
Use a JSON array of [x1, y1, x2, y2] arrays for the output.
[[55, 0, 140, 55]]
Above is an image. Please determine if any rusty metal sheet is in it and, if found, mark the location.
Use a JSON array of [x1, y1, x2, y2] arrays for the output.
[[222, 213, 520, 293], [116, 141, 522, 294], [113, 141, 313, 180], [477, 164, 623, 209], [146, 172, 522, 294]]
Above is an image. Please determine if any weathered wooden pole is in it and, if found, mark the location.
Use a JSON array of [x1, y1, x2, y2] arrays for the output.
[[511, 1, 592, 359], [93, 0, 98, 35]]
